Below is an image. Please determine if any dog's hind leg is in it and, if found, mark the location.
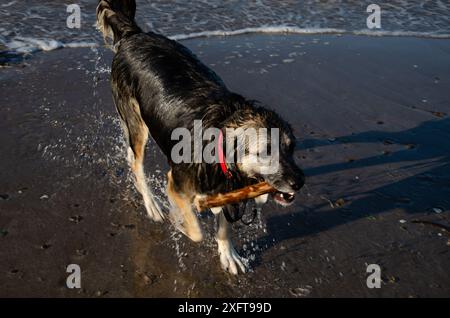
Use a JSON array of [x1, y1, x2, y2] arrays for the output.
[[115, 96, 164, 222], [215, 208, 247, 274], [166, 170, 203, 242], [117, 118, 135, 166]]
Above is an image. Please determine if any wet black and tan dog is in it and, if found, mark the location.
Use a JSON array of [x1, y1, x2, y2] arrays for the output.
[[96, 0, 304, 274]]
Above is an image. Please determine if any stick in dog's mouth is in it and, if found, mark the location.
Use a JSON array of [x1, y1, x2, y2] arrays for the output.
[[194, 181, 297, 211]]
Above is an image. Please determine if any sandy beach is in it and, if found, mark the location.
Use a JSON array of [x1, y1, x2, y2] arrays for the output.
[[1, 34, 449, 297]]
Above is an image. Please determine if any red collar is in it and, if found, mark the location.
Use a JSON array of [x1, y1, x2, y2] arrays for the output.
[[218, 130, 233, 179]]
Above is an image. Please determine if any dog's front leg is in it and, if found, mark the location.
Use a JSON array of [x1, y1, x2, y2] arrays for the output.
[[215, 209, 247, 274], [167, 171, 203, 242]]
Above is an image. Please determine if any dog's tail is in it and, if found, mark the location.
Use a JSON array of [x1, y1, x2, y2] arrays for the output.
[[96, 0, 141, 48]]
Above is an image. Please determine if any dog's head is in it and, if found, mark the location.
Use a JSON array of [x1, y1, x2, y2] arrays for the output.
[[225, 105, 305, 206]]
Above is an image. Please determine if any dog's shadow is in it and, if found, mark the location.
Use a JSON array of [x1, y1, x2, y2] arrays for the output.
[[249, 118, 450, 266]]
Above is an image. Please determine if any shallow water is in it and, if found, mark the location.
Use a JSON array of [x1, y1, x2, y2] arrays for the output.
[[0, 0, 449, 60]]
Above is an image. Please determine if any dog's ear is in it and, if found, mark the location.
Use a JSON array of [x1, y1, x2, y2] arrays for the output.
[[221, 108, 251, 129]]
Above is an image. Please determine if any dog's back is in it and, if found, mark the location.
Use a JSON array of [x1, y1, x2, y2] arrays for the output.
[[97, 0, 233, 155]]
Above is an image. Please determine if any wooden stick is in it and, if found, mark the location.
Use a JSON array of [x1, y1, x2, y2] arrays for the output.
[[194, 182, 277, 212]]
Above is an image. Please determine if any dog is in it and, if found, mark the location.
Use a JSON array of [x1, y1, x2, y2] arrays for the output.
[[96, 0, 305, 274]]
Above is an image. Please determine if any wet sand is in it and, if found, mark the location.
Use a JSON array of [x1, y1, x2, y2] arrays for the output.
[[0, 34, 450, 297]]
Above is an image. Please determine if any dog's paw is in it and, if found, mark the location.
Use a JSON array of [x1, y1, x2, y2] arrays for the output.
[[178, 223, 203, 242], [217, 239, 248, 275], [168, 209, 203, 242], [145, 200, 165, 222]]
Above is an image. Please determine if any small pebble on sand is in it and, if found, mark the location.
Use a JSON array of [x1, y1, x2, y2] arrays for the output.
[[290, 286, 312, 297], [335, 198, 345, 207]]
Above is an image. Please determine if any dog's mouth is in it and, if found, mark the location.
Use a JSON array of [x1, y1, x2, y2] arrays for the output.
[[252, 176, 297, 206], [272, 191, 296, 206]]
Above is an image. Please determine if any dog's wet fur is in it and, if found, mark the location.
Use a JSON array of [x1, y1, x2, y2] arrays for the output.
[[97, 0, 304, 274]]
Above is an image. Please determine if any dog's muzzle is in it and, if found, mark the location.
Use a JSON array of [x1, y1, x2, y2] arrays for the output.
[[272, 191, 296, 205], [268, 171, 305, 206]]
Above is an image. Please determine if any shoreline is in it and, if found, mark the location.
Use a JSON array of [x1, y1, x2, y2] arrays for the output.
[[2, 28, 450, 67]]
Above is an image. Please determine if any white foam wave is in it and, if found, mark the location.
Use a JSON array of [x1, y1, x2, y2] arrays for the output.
[[169, 26, 347, 40], [169, 26, 450, 41], [6, 37, 64, 53], [64, 41, 98, 49], [352, 29, 450, 39], [2, 26, 449, 57], [2, 37, 98, 54]]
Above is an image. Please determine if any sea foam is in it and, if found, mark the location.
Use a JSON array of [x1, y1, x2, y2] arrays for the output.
[[2, 26, 450, 60]]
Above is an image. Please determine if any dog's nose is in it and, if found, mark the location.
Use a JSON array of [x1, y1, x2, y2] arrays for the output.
[[288, 174, 305, 191], [289, 181, 301, 191], [288, 177, 303, 191]]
